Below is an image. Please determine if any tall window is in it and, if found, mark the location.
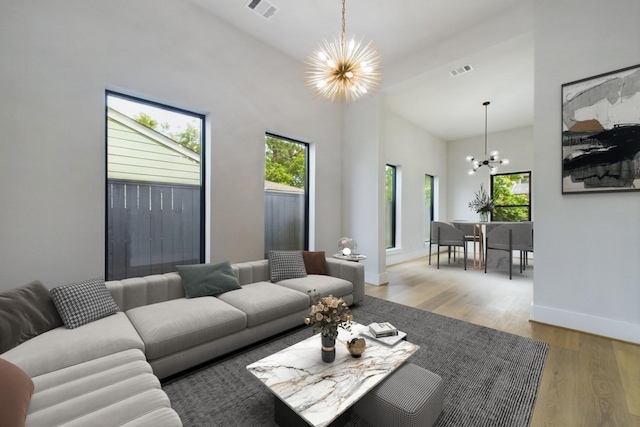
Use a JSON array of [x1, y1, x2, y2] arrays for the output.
[[491, 171, 531, 221], [264, 134, 309, 254], [424, 174, 434, 242], [385, 165, 397, 249], [105, 92, 205, 280]]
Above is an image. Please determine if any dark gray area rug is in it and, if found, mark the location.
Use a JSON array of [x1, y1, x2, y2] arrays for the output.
[[163, 295, 548, 427]]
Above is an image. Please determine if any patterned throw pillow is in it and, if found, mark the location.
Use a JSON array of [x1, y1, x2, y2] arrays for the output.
[[50, 278, 120, 329], [268, 251, 308, 283]]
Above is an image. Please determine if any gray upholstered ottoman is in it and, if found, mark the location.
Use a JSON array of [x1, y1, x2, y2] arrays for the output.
[[353, 362, 444, 427]]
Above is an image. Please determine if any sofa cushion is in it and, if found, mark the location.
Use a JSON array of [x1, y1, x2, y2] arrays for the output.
[[26, 349, 180, 427], [277, 275, 354, 302], [0, 358, 34, 427], [217, 282, 310, 327], [126, 297, 247, 360], [177, 261, 242, 298], [0, 312, 144, 378], [302, 251, 328, 275], [268, 250, 307, 282], [50, 278, 120, 329], [0, 280, 63, 353]]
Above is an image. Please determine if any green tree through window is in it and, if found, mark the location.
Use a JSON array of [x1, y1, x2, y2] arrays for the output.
[[491, 172, 531, 221], [265, 135, 306, 188]]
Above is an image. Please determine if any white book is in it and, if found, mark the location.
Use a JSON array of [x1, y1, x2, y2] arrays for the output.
[[361, 329, 407, 346], [368, 322, 398, 337]]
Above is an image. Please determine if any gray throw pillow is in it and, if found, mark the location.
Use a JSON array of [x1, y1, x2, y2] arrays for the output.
[[0, 280, 63, 353], [50, 278, 120, 329], [268, 250, 308, 282], [177, 261, 242, 298]]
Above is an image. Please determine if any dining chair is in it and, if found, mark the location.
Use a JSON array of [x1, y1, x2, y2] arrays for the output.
[[429, 221, 467, 270], [452, 221, 478, 264], [484, 222, 533, 279], [520, 222, 533, 271]]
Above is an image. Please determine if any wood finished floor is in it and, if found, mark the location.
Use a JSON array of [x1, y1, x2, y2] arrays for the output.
[[365, 256, 640, 427]]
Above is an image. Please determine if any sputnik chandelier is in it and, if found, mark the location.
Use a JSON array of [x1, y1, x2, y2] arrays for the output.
[[466, 101, 509, 175], [305, 0, 382, 103]]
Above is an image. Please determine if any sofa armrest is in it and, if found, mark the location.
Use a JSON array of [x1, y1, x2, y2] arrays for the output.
[[325, 257, 365, 304]]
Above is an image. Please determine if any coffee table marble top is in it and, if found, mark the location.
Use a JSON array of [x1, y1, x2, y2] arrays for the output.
[[246, 323, 420, 427]]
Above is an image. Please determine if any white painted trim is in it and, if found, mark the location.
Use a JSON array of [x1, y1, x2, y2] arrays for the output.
[[531, 303, 640, 344], [386, 248, 430, 266], [365, 270, 389, 286]]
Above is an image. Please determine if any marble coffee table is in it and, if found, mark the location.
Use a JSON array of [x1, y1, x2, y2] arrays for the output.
[[246, 323, 420, 427]]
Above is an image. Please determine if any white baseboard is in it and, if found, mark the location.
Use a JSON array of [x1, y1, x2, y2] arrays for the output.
[[386, 248, 430, 266], [365, 271, 389, 286], [530, 303, 640, 344]]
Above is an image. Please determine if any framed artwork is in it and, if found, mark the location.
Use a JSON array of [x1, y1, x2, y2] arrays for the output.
[[561, 63, 640, 194]]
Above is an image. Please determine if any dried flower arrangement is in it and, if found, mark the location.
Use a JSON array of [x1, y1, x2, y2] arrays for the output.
[[304, 293, 353, 339]]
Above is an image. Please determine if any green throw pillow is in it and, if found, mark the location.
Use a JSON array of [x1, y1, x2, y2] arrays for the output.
[[177, 261, 242, 298]]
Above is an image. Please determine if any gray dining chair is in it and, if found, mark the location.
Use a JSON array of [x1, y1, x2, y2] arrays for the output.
[[452, 221, 477, 263], [484, 222, 534, 279], [429, 221, 467, 270]]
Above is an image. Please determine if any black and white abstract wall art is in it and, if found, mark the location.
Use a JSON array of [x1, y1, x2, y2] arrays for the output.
[[562, 64, 640, 193]]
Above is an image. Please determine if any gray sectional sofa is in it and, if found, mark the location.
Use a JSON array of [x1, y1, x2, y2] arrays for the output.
[[1, 256, 364, 427]]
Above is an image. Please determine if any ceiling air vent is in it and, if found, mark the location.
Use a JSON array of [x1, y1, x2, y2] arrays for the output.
[[450, 65, 473, 77], [246, 0, 278, 20]]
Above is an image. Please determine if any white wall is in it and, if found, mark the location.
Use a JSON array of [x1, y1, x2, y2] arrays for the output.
[[384, 112, 448, 266], [532, 0, 640, 343], [0, 0, 343, 290], [448, 126, 533, 222], [342, 98, 387, 285]]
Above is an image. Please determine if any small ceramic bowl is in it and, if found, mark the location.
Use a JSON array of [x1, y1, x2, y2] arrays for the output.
[[347, 337, 366, 357]]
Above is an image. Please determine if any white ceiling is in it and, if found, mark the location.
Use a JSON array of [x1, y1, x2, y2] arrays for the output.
[[191, 0, 534, 141]]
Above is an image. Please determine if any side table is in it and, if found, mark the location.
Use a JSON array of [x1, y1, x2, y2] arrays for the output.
[[333, 253, 366, 262]]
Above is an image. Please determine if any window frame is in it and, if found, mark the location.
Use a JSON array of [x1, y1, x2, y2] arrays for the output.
[[424, 174, 434, 243], [104, 90, 206, 279], [385, 164, 397, 249], [264, 132, 310, 253], [490, 171, 532, 222]]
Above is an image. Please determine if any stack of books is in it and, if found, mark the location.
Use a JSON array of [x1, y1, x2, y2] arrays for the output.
[[368, 322, 398, 338]]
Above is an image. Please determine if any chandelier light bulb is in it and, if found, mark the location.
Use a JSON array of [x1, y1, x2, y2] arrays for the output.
[[501, 158, 510, 165], [466, 155, 474, 162], [305, 0, 382, 103], [468, 169, 476, 175]]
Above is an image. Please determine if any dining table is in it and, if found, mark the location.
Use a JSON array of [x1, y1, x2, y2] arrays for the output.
[[450, 220, 515, 270]]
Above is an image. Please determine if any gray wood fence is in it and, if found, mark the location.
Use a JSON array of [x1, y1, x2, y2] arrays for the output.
[[264, 190, 305, 254], [107, 182, 304, 280], [107, 180, 201, 280]]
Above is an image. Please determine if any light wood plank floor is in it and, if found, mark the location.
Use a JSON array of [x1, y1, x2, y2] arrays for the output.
[[365, 256, 640, 427]]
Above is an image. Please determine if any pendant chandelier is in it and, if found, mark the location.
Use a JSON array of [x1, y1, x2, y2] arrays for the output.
[[466, 101, 509, 175], [305, 0, 382, 103]]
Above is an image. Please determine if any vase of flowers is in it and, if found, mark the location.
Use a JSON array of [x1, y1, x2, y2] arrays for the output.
[[468, 183, 494, 222], [304, 293, 353, 363]]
